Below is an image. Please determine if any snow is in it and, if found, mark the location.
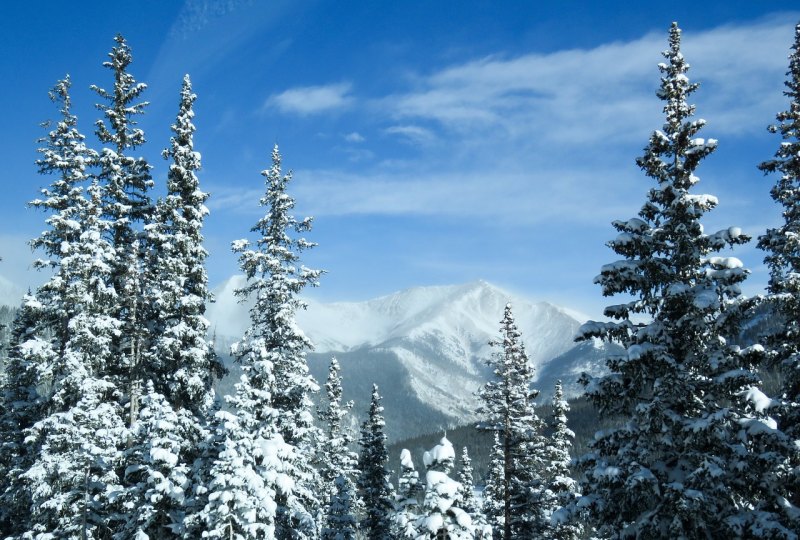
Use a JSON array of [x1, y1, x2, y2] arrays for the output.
[[400, 448, 414, 469], [741, 386, 776, 413], [423, 436, 455, 469]]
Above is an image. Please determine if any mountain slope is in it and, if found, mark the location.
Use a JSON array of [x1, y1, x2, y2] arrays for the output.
[[208, 278, 610, 440]]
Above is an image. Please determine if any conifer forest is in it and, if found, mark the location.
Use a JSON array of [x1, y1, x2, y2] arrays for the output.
[[2, 20, 800, 540]]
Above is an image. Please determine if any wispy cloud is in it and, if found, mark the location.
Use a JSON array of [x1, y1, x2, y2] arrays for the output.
[[213, 14, 796, 232], [265, 82, 354, 116], [380, 14, 794, 149], [384, 125, 436, 145], [344, 131, 365, 143]]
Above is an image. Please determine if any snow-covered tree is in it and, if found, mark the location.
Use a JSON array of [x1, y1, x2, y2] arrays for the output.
[[481, 432, 505, 539], [22, 180, 128, 538], [119, 383, 193, 539], [30, 76, 97, 350], [577, 22, 776, 538], [457, 446, 491, 539], [415, 435, 474, 539], [144, 73, 223, 411], [541, 381, 581, 540], [228, 144, 321, 538], [121, 75, 224, 537], [91, 34, 153, 427], [357, 384, 394, 539], [317, 357, 358, 531], [755, 21, 800, 535], [198, 410, 283, 539], [0, 296, 49, 535], [393, 449, 422, 538], [321, 475, 358, 540], [477, 303, 546, 539]]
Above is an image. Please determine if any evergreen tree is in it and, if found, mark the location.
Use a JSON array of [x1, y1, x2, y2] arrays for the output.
[[577, 22, 773, 538], [541, 381, 581, 540], [91, 34, 153, 428], [317, 357, 358, 531], [0, 296, 49, 535], [122, 75, 224, 537], [415, 435, 474, 539], [321, 475, 358, 540], [457, 446, 491, 539], [481, 432, 505, 539], [756, 22, 800, 534], [393, 449, 422, 538], [144, 73, 223, 411], [30, 76, 97, 351], [22, 181, 128, 538], [477, 303, 546, 539], [199, 410, 285, 539], [0, 81, 92, 530], [357, 384, 394, 539], [229, 144, 322, 538], [119, 383, 193, 539]]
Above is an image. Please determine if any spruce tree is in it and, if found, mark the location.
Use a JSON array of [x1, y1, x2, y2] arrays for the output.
[[577, 22, 772, 538], [0, 76, 96, 534], [755, 21, 800, 535], [457, 446, 491, 539], [199, 410, 284, 539], [477, 303, 546, 539], [541, 381, 581, 540], [91, 34, 153, 429], [144, 74, 223, 411], [123, 75, 224, 537], [415, 435, 475, 539], [317, 357, 358, 530], [229, 144, 322, 538], [356, 384, 394, 539], [321, 475, 358, 540], [0, 296, 49, 535], [22, 180, 128, 538], [481, 432, 505, 539], [393, 448, 422, 538]]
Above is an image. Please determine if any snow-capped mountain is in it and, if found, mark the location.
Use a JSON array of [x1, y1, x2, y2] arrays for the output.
[[208, 278, 612, 441]]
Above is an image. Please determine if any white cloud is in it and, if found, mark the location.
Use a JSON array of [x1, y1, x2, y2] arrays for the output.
[[380, 14, 795, 148], [384, 125, 436, 145], [344, 131, 365, 143], [211, 15, 797, 233], [265, 82, 354, 115]]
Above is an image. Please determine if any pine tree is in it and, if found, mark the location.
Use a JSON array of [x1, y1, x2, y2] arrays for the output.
[[541, 381, 581, 540], [199, 410, 284, 539], [144, 74, 223, 411], [121, 75, 224, 537], [30, 76, 97, 350], [0, 296, 49, 535], [477, 303, 546, 539], [393, 449, 422, 538], [481, 432, 506, 539], [22, 180, 128, 538], [577, 22, 773, 538], [119, 383, 193, 539], [317, 357, 358, 531], [415, 435, 475, 539], [229, 144, 322, 538], [321, 476, 358, 540], [356, 384, 394, 539], [754, 21, 800, 536], [91, 34, 153, 429], [457, 446, 491, 539]]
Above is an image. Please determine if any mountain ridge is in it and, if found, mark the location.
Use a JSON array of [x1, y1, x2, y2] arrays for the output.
[[208, 278, 611, 441]]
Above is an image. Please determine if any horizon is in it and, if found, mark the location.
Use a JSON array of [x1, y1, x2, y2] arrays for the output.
[[1, 2, 799, 320]]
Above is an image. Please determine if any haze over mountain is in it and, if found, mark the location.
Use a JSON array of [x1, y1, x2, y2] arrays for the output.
[[208, 278, 613, 440]]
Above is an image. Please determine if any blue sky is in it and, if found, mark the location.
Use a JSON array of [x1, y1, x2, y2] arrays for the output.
[[0, 1, 798, 319]]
